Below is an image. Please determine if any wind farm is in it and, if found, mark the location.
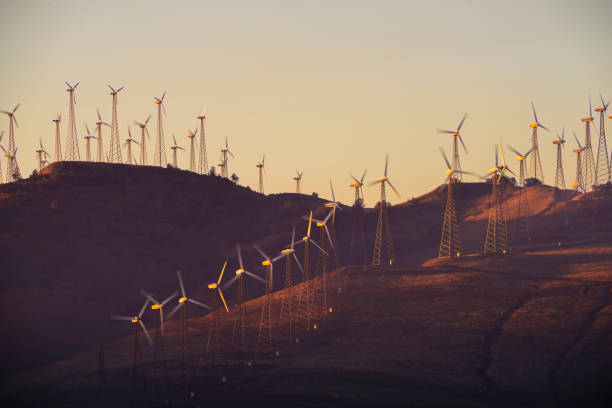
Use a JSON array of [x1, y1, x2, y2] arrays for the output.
[[1, 2, 611, 407]]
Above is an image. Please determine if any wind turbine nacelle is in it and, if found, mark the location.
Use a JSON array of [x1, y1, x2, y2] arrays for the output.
[[131, 317, 139, 323], [571, 182, 580, 188], [376, 176, 387, 182], [445, 169, 453, 175], [151, 304, 161, 310], [208, 283, 218, 290], [450, 131, 458, 136], [581, 117, 592, 122], [516, 156, 526, 161], [179, 296, 187, 303], [324, 203, 335, 208], [154, 100, 162, 104], [316, 222, 324, 227], [262, 260, 271, 266], [572, 148, 582, 153], [236, 269, 245, 275], [281, 248, 292, 254], [553, 139, 563, 145], [188, 134, 195, 138], [349, 182, 360, 188], [528, 123, 538, 128], [594, 107, 605, 112], [489, 168, 499, 174]]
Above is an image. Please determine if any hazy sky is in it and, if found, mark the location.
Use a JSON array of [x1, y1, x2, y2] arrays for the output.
[[1, 0, 611, 205]]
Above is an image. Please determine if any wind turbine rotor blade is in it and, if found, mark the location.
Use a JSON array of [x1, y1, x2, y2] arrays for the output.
[[386, 179, 400, 197], [108, 85, 115, 93], [292, 252, 303, 272], [507, 145, 522, 157], [310, 238, 328, 256], [74, 82, 79, 89], [97, 109, 102, 121], [330, 179, 336, 202], [139, 321, 153, 346], [139, 298, 150, 318], [384, 154, 389, 177], [188, 298, 212, 310], [307, 211, 312, 238], [439, 147, 451, 169], [457, 113, 467, 131], [495, 145, 499, 168], [117, 86, 124, 92], [499, 142, 506, 166], [159, 308, 165, 335], [525, 147, 535, 157], [272, 253, 286, 262], [361, 169, 367, 184], [176, 270, 187, 298], [532, 101, 538, 123], [166, 303, 183, 321], [140, 288, 157, 304], [459, 135, 468, 153], [65, 81, 71, 89], [539, 123, 549, 131], [218, 261, 227, 285], [291, 225, 296, 250], [12, 103, 21, 113], [245, 271, 266, 283], [162, 291, 178, 307], [324, 225, 334, 250], [253, 243, 269, 260], [110, 314, 133, 322], [224, 274, 240, 290], [350, 173, 360, 184], [217, 288, 229, 312], [236, 243, 244, 269], [437, 129, 454, 134]]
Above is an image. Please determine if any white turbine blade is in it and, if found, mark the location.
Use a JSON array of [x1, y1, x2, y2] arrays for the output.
[[272, 253, 287, 262], [159, 308, 165, 335], [139, 321, 153, 346], [188, 298, 212, 310], [324, 225, 335, 250], [224, 274, 240, 290], [110, 314, 133, 322], [117, 86, 125, 92], [138, 298, 150, 318], [386, 179, 400, 197], [236, 243, 244, 269], [291, 225, 296, 250], [140, 289, 159, 305], [245, 270, 266, 283], [253, 243, 270, 260], [324, 210, 334, 222], [176, 270, 186, 298], [269, 264, 274, 290], [108, 84, 115, 93], [166, 303, 183, 320], [292, 252, 303, 272], [217, 288, 229, 312], [310, 238, 329, 256], [162, 291, 178, 307]]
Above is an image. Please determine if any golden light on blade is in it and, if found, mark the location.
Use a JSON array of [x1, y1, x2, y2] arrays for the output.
[[307, 211, 312, 238], [218, 261, 227, 285], [217, 288, 229, 312]]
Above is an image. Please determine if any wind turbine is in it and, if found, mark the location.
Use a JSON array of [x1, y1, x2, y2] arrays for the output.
[[166, 270, 211, 365], [108, 85, 125, 163], [571, 132, 585, 193], [51, 114, 62, 162], [141, 290, 177, 366], [293, 170, 303, 193], [308, 209, 335, 315], [197, 110, 208, 174], [349, 170, 367, 206], [124, 127, 139, 164], [83, 124, 96, 162], [552, 127, 567, 189], [256, 155, 266, 194], [580, 97, 596, 190], [508, 145, 535, 187], [1, 145, 20, 182], [110, 298, 153, 371], [2, 103, 20, 181], [64, 82, 80, 161], [153, 91, 167, 167], [275, 226, 304, 337], [220, 137, 234, 178], [594, 94, 610, 184], [223, 244, 265, 350], [437, 113, 468, 180], [170, 134, 184, 168], [370, 154, 399, 266], [528, 102, 548, 182], [186, 128, 198, 172], [483, 142, 515, 255], [206, 261, 230, 358], [35, 138, 50, 172], [95, 110, 110, 162], [134, 115, 151, 165], [253, 243, 281, 345]]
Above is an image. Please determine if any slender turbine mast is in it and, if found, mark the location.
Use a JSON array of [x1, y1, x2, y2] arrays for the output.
[[552, 127, 567, 189], [36, 138, 50, 172], [438, 148, 466, 258], [293, 170, 303, 193], [83, 124, 96, 162], [528, 103, 548, 182], [134, 115, 151, 165], [1, 145, 20, 182], [110, 299, 153, 373], [594, 94, 610, 184], [349, 170, 367, 265], [95, 110, 110, 162], [124, 127, 140, 164], [64, 82, 80, 161], [571, 133, 585, 193], [197, 111, 208, 174], [206, 262, 230, 359], [437, 113, 468, 180], [276, 226, 303, 338], [153, 91, 167, 167], [52, 114, 62, 162], [371, 155, 399, 266], [170, 134, 183, 168], [220, 137, 234, 178], [253, 243, 280, 346], [107, 85, 124, 163], [256, 155, 266, 194]]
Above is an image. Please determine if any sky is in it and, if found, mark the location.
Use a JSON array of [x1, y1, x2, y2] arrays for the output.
[[1, 0, 611, 206]]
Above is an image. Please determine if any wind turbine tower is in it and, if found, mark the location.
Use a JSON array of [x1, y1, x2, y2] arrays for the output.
[[220, 137, 234, 178], [437, 114, 468, 180], [553, 128, 567, 189], [483, 143, 514, 255], [170, 135, 183, 168], [508, 145, 535, 187], [134, 115, 151, 165], [571, 133, 585, 193], [107, 85, 124, 163], [206, 262, 230, 359], [52, 114, 62, 162], [371, 155, 399, 266], [349, 170, 367, 265], [36, 138, 50, 172], [95, 110, 109, 162], [508, 145, 533, 244], [438, 149, 464, 258], [594, 94, 610, 184], [276, 227, 303, 338], [581, 97, 596, 190], [64, 82, 80, 161], [256, 155, 266, 194], [187, 128, 198, 172], [83, 124, 96, 162], [153, 91, 167, 167], [1, 104, 20, 181], [528, 103, 548, 183], [110, 299, 153, 376], [124, 127, 139, 164], [197, 112, 208, 174], [294, 170, 303, 193], [254, 244, 279, 346]]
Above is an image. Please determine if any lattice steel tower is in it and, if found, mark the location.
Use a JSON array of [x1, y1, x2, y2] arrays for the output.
[[528, 103, 548, 183], [437, 114, 468, 181], [571, 133, 585, 193], [372, 155, 398, 266], [64, 83, 80, 161], [153, 91, 167, 167], [438, 150, 463, 257], [256, 155, 265, 194], [594, 95, 610, 184], [483, 144, 511, 255], [52, 114, 62, 162], [581, 98, 596, 190], [187, 128, 197, 172], [197, 113, 208, 174], [107, 85, 124, 163], [553, 129, 566, 189]]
